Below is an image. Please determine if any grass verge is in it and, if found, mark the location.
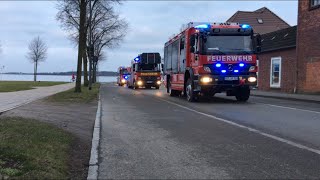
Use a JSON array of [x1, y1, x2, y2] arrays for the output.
[[0, 81, 67, 92], [46, 83, 100, 103], [0, 117, 73, 179]]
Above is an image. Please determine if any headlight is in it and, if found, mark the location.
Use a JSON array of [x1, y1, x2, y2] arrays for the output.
[[121, 79, 126, 83], [137, 81, 143, 86], [200, 76, 213, 83], [156, 81, 161, 85], [248, 77, 257, 82]]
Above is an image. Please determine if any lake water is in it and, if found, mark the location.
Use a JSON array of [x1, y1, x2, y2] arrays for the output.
[[0, 74, 117, 83]]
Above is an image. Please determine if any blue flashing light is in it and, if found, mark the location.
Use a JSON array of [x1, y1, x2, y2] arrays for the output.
[[195, 24, 210, 29], [134, 57, 140, 62], [239, 63, 245, 67], [124, 75, 129, 80], [234, 70, 239, 73], [221, 70, 227, 73], [241, 24, 251, 29], [215, 63, 222, 68]]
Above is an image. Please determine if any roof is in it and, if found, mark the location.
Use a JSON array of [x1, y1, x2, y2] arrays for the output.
[[227, 7, 290, 34], [260, 26, 297, 53]]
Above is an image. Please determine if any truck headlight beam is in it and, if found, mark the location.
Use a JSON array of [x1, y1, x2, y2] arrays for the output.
[[200, 77, 213, 83], [137, 81, 143, 86], [248, 77, 257, 82]]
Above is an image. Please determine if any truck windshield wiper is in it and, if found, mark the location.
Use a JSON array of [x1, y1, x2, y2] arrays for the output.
[[229, 49, 251, 54], [207, 49, 225, 55]]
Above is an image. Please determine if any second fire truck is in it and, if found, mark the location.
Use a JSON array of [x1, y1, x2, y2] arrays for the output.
[[163, 22, 261, 102], [117, 66, 130, 86], [127, 53, 162, 89]]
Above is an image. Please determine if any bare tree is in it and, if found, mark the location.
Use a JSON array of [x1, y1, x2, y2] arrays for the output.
[[26, 36, 48, 82], [89, 2, 128, 82], [75, 0, 87, 92], [56, 0, 128, 87]]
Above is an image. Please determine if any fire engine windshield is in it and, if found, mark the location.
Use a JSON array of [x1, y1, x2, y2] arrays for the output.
[[137, 64, 160, 71], [120, 69, 129, 74], [203, 35, 253, 55]]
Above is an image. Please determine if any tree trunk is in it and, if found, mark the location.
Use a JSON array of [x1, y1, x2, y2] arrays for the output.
[[75, 0, 87, 93], [92, 62, 97, 83], [33, 61, 37, 82], [83, 50, 89, 87]]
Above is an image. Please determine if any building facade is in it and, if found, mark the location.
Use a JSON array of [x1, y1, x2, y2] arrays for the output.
[[296, 0, 320, 93], [258, 26, 297, 93]]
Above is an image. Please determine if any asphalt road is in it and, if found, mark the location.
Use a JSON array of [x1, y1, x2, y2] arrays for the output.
[[98, 83, 320, 179]]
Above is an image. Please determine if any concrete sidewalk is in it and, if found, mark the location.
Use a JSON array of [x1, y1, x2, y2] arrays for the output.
[[251, 90, 320, 103], [0, 83, 74, 112]]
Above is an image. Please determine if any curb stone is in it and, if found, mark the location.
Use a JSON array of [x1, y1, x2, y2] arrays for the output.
[[87, 92, 102, 180]]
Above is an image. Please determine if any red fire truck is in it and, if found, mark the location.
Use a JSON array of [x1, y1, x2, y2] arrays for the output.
[[127, 53, 162, 89], [163, 22, 261, 102], [117, 66, 130, 86]]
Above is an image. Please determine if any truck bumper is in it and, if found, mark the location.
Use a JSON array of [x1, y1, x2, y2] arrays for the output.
[[137, 79, 162, 87], [194, 74, 257, 93]]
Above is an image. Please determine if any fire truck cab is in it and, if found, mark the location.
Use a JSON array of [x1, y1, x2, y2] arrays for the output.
[[127, 53, 162, 89], [117, 66, 130, 86], [163, 22, 261, 102]]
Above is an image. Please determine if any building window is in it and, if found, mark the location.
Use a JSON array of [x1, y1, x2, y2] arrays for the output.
[[311, 0, 320, 8], [270, 57, 281, 88], [257, 18, 263, 24]]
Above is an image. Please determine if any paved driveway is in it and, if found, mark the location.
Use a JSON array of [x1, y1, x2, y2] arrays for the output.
[[0, 83, 74, 112]]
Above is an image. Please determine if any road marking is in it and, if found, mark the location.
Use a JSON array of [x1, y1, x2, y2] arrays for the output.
[[157, 98, 320, 156], [258, 103, 320, 115]]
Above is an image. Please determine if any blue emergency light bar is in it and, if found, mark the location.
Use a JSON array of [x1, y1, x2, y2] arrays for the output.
[[134, 57, 140, 62], [195, 24, 210, 29], [241, 24, 251, 29]]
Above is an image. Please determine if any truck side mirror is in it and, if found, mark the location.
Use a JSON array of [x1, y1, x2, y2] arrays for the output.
[[161, 64, 164, 71], [190, 46, 195, 53], [190, 35, 195, 47]]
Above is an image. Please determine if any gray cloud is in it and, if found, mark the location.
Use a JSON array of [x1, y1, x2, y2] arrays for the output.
[[0, 1, 297, 73]]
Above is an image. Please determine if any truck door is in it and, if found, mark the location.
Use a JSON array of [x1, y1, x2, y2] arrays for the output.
[[190, 34, 199, 66], [179, 36, 186, 73]]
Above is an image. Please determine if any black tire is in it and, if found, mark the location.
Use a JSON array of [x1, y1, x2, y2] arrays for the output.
[[127, 82, 131, 89], [168, 81, 181, 96], [133, 81, 139, 89], [155, 86, 160, 90], [186, 79, 197, 102], [236, 86, 250, 102]]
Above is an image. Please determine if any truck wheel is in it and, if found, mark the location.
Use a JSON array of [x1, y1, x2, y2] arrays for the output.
[[133, 82, 139, 89], [186, 79, 197, 102], [236, 86, 250, 102]]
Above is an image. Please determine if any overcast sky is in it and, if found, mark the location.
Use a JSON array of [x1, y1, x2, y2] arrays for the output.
[[0, 1, 298, 73]]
